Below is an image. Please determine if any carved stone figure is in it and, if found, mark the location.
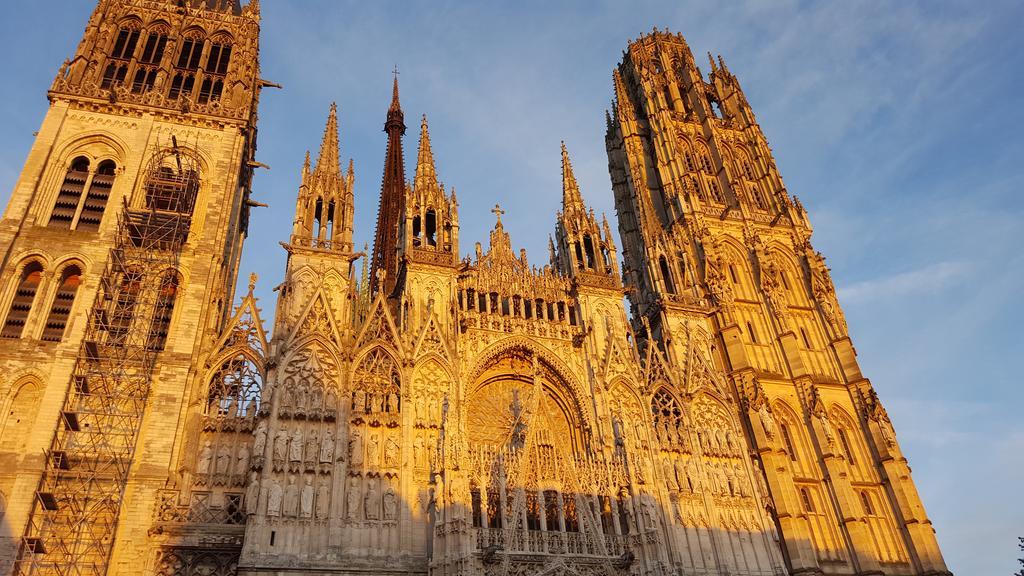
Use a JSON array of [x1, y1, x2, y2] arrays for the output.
[[349, 430, 363, 466], [283, 476, 299, 517], [384, 436, 399, 468], [235, 444, 251, 480], [383, 487, 397, 520], [245, 472, 260, 515], [320, 430, 335, 464], [352, 389, 366, 414], [216, 445, 232, 483], [305, 430, 318, 466], [253, 420, 268, 455], [300, 477, 314, 518], [267, 478, 282, 517], [367, 433, 380, 468], [290, 428, 304, 466], [365, 477, 379, 520], [198, 441, 213, 476], [413, 436, 425, 468], [346, 476, 361, 519], [316, 480, 330, 520], [273, 430, 288, 471], [759, 403, 777, 440]]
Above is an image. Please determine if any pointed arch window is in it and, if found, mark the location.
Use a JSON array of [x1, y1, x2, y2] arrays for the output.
[[49, 157, 116, 231], [148, 271, 179, 351], [659, 255, 676, 294], [781, 423, 799, 462], [838, 427, 857, 466], [198, 35, 232, 105], [425, 209, 437, 247], [102, 21, 141, 89], [2, 262, 44, 339], [651, 388, 684, 449], [144, 149, 200, 216], [799, 487, 815, 512], [206, 353, 263, 418], [41, 265, 82, 342], [169, 30, 205, 101]]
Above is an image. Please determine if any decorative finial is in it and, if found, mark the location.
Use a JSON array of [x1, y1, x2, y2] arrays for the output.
[[248, 273, 258, 293]]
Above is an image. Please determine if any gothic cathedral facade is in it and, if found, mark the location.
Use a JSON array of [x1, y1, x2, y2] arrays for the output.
[[0, 3, 949, 576]]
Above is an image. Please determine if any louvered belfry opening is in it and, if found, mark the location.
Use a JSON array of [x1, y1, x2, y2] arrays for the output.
[[14, 143, 195, 576]]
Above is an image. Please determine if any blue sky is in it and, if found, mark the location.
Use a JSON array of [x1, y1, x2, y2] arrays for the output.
[[1, 2, 1021, 574]]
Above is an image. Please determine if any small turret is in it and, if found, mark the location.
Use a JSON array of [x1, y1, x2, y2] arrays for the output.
[[552, 142, 620, 283], [291, 103, 354, 253]]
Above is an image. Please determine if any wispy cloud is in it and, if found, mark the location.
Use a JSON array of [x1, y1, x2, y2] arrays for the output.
[[838, 260, 970, 303]]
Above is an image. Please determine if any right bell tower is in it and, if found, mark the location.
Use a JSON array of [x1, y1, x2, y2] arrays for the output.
[[605, 29, 950, 576]]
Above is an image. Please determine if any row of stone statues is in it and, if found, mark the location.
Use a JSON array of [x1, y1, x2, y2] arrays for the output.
[[267, 425, 335, 473], [267, 377, 340, 421], [350, 387, 401, 416], [196, 440, 250, 487], [346, 475, 399, 522], [347, 428, 401, 470], [253, 474, 331, 520]]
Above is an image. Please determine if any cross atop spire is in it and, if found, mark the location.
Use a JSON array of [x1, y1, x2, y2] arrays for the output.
[[491, 203, 506, 225], [389, 67, 402, 114]]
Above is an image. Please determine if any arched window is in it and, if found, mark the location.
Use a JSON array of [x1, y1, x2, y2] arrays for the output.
[[425, 209, 437, 247], [107, 268, 142, 345], [2, 262, 44, 339], [102, 21, 141, 89], [148, 271, 179, 351], [41, 265, 82, 342], [198, 35, 232, 104], [0, 381, 43, 453], [169, 29, 205, 101], [799, 487, 815, 512], [206, 353, 262, 418], [860, 490, 874, 515], [707, 178, 723, 203], [583, 235, 596, 269], [131, 25, 169, 94], [780, 423, 798, 462], [49, 157, 116, 231], [49, 157, 90, 229], [77, 160, 115, 232], [659, 255, 675, 294]]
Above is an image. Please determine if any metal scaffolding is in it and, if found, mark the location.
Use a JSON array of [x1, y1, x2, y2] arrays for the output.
[[15, 146, 199, 576]]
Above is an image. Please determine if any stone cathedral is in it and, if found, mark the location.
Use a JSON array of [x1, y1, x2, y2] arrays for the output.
[[0, 2, 951, 576]]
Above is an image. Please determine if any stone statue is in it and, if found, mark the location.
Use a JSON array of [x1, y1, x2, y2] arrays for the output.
[[267, 478, 282, 517], [325, 387, 338, 415], [387, 391, 399, 413], [349, 430, 363, 466], [352, 389, 366, 414], [273, 430, 288, 471], [384, 436, 399, 468], [300, 477, 314, 518], [235, 444, 251, 480], [346, 476, 360, 519], [296, 384, 309, 416], [320, 430, 335, 464], [198, 441, 213, 476], [253, 420, 268, 455], [383, 487, 397, 520], [414, 436, 425, 468], [281, 384, 294, 414], [675, 458, 690, 493], [245, 397, 259, 419], [316, 480, 330, 520], [758, 403, 776, 439], [305, 431, 318, 466], [367, 434, 380, 468], [290, 428, 304, 466], [365, 477, 379, 520], [216, 445, 232, 483], [245, 472, 260, 515], [283, 476, 299, 517]]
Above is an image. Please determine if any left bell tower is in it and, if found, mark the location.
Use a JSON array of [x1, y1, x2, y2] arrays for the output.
[[0, 1, 263, 575]]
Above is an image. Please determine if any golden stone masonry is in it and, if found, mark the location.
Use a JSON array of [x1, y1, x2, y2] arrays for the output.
[[0, 2, 950, 576]]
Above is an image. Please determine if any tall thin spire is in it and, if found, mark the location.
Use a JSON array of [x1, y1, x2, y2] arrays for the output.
[[414, 115, 438, 193], [313, 102, 340, 180], [561, 141, 584, 213], [371, 71, 407, 295]]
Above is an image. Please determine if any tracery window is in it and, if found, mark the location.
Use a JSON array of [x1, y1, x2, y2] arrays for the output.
[[169, 30, 205, 101], [1, 261, 44, 339], [102, 21, 141, 89], [49, 157, 116, 231], [206, 353, 262, 418], [352, 349, 401, 414], [651, 388, 684, 448], [41, 265, 82, 342], [132, 25, 169, 94], [198, 35, 232, 104]]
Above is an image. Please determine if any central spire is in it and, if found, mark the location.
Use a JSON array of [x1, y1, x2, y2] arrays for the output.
[[370, 71, 407, 295]]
